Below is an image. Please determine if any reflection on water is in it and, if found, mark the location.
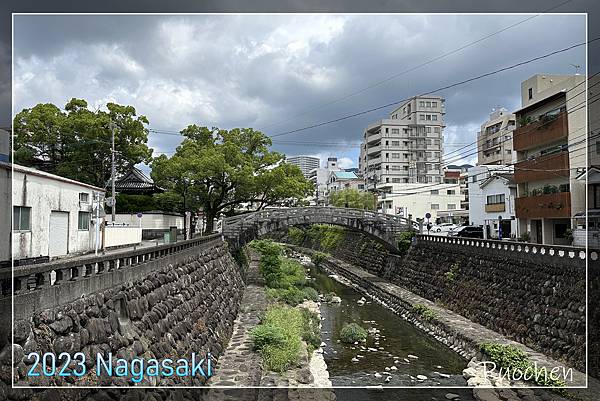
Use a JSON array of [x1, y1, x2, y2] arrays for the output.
[[306, 263, 468, 387]]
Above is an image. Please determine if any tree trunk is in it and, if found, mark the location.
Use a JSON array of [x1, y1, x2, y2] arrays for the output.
[[205, 210, 216, 234]]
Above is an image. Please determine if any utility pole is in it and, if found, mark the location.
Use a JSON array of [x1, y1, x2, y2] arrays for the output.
[[110, 120, 117, 222]]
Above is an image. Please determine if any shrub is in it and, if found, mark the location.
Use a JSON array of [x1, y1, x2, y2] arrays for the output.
[[275, 258, 306, 288], [340, 323, 368, 343], [299, 308, 321, 352], [250, 325, 286, 350], [444, 262, 460, 281], [412, 304, 438, 321], [302, 287, 319, 302], [288, 227, 305, 245], [397, 230, 416, 255], [480, 343, 566, 389], [266, 287, 306, 306], [250, 239, 282, 254], [312, 251, 328, 266]]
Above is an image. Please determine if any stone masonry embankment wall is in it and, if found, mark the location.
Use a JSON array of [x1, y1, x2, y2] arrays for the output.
[[267, 227, 586, 372], [10, 240, 244, 387]]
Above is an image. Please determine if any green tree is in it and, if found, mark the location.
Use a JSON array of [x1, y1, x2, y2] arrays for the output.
[[150, 125, 313, 232], [13, 98, 153, 188], [329, 188, 376, 210]]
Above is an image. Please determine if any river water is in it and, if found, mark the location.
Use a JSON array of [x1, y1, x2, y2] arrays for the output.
[[303, 261, 469, 388]]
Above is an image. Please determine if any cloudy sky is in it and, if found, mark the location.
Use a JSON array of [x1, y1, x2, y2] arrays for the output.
[[12, 14, 586, 169]]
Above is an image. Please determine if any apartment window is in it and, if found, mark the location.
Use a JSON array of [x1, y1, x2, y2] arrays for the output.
[[447, 190, 456, 195], [486, 194, 505, 204], [432, 101, 437, 108], [385, 153, 389, 158], [434, 127, 441, 133], [391, 153, 400, 159], [419, 101, 425, 107], [386, 178, 390, 183], [447, 204, 456, 210], [392, 178, 401, 183], [78, 211, 91, 230], [426, 152, 432, 158], [391, 128, 399, 135], [426, 115, 431, 121], [403, 166, 409, 171], [506, 149, 512, 154], [14, 206, 31, 231], [426, 139, 432, 145], [385, 128, 389, 133], [426, 101, 431, 107], [431, 190, 439, 195], [420, 114, 425, 120], [528, 88, 533, 100], [391, 141, 400, 146], [432, 115, 438, 121], [431, 203, 440, 210], [434, 139, 440, 146], [426, 126, 432, 133], [404, 154, 409, 159], [79, 192, 89, 203], [392, 165, 401, 171]]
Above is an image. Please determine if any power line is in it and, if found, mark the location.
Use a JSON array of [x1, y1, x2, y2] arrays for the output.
[[268, 37, 596, 139], [258, 0, 575, 132]]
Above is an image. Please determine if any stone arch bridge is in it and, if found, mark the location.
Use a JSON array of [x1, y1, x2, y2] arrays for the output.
[[222, 206, 421, 253]]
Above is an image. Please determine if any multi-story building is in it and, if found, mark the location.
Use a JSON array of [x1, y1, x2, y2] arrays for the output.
[[468, 165, 517, 239], [444, 164, 472, 211], [327, 171, 365, 193], [287, 155, 320, 177], [308, 157, 341, 205], [477, 107, 517, 165], [359, 96, 445, 190], [513, 74, 586, 245], [377, 182, 463, 222]]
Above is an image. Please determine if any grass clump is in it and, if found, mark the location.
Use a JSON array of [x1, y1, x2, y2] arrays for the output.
[[480, 343, 566, 389], [302, 287, 319, 302], [311, 251, 329, 266], [397, 230, 416, 255], [251, 305, 320, 372], [412, 304, 438, 322], [266, 287, 306, 306], [288, 227, 306, 245], [340, 323, 368, 344], [307, 225, 345, 251], [444, 262, 460, 281]]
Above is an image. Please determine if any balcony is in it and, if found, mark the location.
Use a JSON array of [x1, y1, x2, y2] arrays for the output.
[[515, 191, 571, 219], [485, 203, 506, 213], [513, 112, 568, 151], [514, 151, 569, 184]]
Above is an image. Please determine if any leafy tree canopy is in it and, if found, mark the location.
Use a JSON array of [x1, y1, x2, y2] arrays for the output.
[[150, 125, 314, 231], [13, 98, 152, 188], [329, 188, 376, 210]]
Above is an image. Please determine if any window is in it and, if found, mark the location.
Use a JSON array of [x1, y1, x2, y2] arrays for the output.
[[432, 101, 437, 108], [426, 101, 431, 107], [79, 192, 89, 203], [426, 126, 432, 133], [420, 114, 425, 120], [431, 190, 439, 195], [431, 204, 439, 210], [447, 190, 456, 195], [391, 141, 400, 146], [447, 204, 456, 210], [385, 128, 389, 133], [392, 178, 401, 183], [391, 153, 400, 158], [391, 128, 399, 135], [419, 101, 425, 107], [14, 206, 31, 231], [432, 115, 438, 121], [486, 194, 505, 204], [426, 115, 431, 121], [554, 223, 568, 239], [528, 88, 533, 100], [78, 211, 91, 230], [434, 127, 441, 133], [392, 165, 401, 171], [358, 184, 365, 190]]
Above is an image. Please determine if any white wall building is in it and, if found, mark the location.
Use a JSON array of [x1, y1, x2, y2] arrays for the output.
[[477, 107, 517, 165], [468, 165, 518, 239], [308, 157, 342, 205], [6, 162, 106, 262], [377, 182, 462, 222], [286, 155, 320, 177], [112, 211, 184, 239]]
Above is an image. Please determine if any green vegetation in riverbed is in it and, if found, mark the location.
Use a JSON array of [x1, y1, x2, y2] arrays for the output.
[[311, 251, 329, 266], [397, 230, 416, 256], [302, 287, 319, 302], [323, 292, 338, 303], [479, 343, 566, 389], [412, 304, 438, 322], [340, 323, 368, 343], [250, 305, 320, 372], [288, 226, 306, 245]]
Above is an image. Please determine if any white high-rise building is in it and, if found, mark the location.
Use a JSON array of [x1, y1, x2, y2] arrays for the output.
[[359, 95, 445, 190], [287, 155, 320, 177]]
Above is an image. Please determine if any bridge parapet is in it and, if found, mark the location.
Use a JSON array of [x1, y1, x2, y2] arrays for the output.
[[223, 206, 421, 252]]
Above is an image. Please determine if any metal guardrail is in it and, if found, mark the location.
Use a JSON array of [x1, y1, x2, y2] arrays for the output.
[[1, 233, 223, 297], [417, 234, 592, 261]]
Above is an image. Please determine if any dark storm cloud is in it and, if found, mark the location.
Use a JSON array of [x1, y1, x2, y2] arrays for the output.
[[12, 13, 586, 165]]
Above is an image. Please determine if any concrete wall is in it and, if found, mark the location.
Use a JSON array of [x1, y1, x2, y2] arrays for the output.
[[9, 163, 105, 260], [0, 165, 10, 263], [112, 212, 184, 230], [271, 227, 586, 371], [103, 226, 142, 248]]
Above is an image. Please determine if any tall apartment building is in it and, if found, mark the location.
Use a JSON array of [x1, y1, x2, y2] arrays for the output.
[[286, 155, 320, 177], [513, 74, 586, 245], [359, 95, 445, 190], [308, 157, 341, 205], [477, 107, 516, 165]]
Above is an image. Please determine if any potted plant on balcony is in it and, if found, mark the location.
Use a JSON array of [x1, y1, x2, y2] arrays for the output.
[[518, 116, 532, 127]]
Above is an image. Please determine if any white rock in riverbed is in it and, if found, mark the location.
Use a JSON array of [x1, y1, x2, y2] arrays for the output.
[[416, 374, 428, 381], [390, 366, 397, 371], [403, 358, 410, 363], [320, 342, 326, 347], [445, 393, 460, 400], [408, 354, 419, 359], [374, 373, 382, 378], [351, 357, 359, 362], [384, 367, 390, 371], [385, 376, 391, 383]]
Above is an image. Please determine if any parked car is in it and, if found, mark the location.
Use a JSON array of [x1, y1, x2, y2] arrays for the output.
[[428, 223, 458, 233], [449, 225, 484, 238]]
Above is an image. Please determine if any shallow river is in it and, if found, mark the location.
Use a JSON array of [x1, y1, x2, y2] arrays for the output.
[[305, 261, 469, 388]]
